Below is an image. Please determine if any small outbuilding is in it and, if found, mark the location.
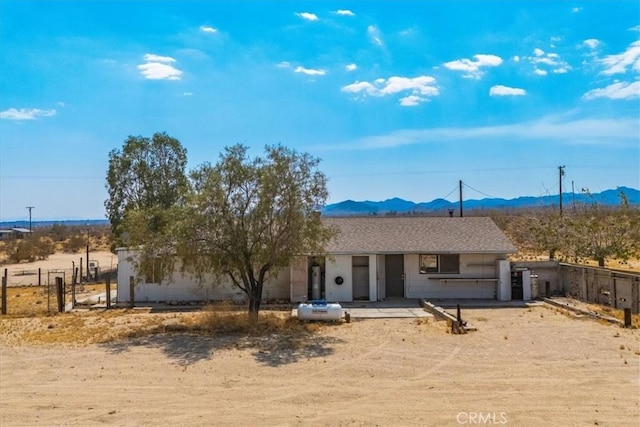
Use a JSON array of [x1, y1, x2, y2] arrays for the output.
[[0, 227, 33, 240]]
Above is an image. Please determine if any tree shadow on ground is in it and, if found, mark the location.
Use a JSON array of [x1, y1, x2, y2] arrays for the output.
[[100, 325, 344, 367]]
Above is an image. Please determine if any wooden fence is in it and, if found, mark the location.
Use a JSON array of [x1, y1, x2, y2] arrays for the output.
[[559, 263, 640, 314]]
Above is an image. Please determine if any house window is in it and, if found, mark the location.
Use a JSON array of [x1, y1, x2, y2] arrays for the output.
[[419, 254, 459, 274]]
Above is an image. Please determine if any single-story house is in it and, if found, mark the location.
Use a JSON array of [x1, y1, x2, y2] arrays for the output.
[[0, 227, 32, 240], [117, 216, 525, 304]]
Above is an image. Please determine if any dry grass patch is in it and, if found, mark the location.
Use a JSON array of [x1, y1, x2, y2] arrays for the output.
[[593, 304, 640, 328], [0, 309, 166, 346], [0, 301, 332, 349], [1, 284, 107, 316]]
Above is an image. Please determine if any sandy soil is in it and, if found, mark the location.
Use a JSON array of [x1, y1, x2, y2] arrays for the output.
[[2, 251, 117, 287], [1, 306, 639, 426]]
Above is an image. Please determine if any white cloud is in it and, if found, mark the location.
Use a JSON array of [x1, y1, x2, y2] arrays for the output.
[[183, 92, 193, 97], [399, 95, 424, 107], [0, 108, 56, 120], [583, 39, 600, 49], [630, 25, 640, 32], [143, 54, 176, 63], [525, 49, 571, 75], [139, 54, 182, 80], [600, 40, 640, 75], [379, 76, 438, 96], [138, 62, 182, 80], [367, 25, 384, 47], [200, 25, 217, 33], [513, 55, 520, 62], [341, 75, 439, 106], [489, 85, 526, 96], [443, 54, 503, 78], [330, 116, 638, 150], [345, 63, 357, 72], [583, 81, 640, 100], [335, 9, 355, 16], [294, 66, 326, 76], [341, 81, 378, 95], [572, 7, 582, 13], [279, 62, 327, 76], [297, 12, 318, 21]]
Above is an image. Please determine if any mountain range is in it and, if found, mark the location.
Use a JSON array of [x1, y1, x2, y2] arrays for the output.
[[1, 187, 638, 227], [322, 186, 640, 216]]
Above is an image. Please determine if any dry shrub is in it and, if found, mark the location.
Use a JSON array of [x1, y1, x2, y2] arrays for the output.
[[200, 302, 322, 337], [0, 299, 328, 348], [2, 309, 165, 346], [583, 303, 640, 328], [2, 284, 107, 317]]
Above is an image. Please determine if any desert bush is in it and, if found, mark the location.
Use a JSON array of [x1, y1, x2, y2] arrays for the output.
[[33, 237, 54, 259], [62, 235, 86, 253], [200, 302, 321, 336], [49, 223, 70, 242], [3, 236, 54, 263]]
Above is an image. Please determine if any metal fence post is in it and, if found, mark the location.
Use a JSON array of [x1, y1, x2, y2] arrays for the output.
[[106, 276, 111, 309], [1, 269, 7, 315], [56, 277, 64, 313], [129, 276, 135, 308]]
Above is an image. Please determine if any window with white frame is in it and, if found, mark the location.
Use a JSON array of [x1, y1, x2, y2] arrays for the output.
[[419, 254, 460, 274]]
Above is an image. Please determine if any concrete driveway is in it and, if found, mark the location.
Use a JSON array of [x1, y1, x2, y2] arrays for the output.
[[334, 299, 432, 319]]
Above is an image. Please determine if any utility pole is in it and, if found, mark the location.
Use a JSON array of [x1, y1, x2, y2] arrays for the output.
[[558, 166, 565, 217], [25, 206, 35, 232], [459, 180, 463, 218]]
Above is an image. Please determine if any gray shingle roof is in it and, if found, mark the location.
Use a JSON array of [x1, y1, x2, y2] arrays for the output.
[[322, 216, 517, 254]]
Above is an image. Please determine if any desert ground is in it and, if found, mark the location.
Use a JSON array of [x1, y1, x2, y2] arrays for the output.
[[2, 251, 117, 287], [1, 304, 639, 426]]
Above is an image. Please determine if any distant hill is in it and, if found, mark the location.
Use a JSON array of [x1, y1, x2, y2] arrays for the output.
[[0, 219, 109, 229], [323, 186, 640, 216], [2, 187, 637, 225]]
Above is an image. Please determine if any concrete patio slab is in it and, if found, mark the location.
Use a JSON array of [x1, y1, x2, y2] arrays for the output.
[[293, 299, 433, 319], [344, 307, 433, 319], [291, 307, 432, 319]]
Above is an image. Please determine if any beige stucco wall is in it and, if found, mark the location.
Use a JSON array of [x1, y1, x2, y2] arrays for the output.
[[405, 253, 503, 299], [117, 249, 290, 303]]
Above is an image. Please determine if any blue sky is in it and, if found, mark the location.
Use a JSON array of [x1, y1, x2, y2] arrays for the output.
[[1, 1, 639, 221]]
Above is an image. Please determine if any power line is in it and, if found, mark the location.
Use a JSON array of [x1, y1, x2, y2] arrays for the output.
[[461, 182, 498, 199], [330, 165, 557, 178], [439, 185, 459, 200]]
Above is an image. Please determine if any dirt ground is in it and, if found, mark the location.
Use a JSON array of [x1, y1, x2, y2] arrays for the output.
[[1, 306, 639, 426], [2, 251, 117, 287]]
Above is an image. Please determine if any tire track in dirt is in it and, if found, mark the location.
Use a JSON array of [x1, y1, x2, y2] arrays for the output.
[[414, 345, 462, 379]]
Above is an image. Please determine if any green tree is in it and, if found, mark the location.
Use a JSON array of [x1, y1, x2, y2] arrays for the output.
[[167, 144, 335, 319], [526, 210, 565, 260], [105, 132, 188, 250], [565, 192, 640, 267]]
